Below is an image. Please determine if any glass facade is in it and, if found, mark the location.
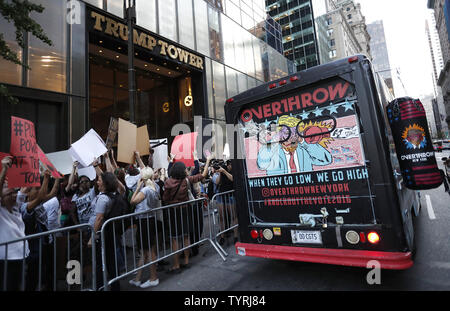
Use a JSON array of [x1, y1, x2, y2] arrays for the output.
[[28, 0, 67, 93], [0, 0, 294, 153], [85, 0, 294, 121], [0, 16, 22, 86], [266, 0, 319, 71]]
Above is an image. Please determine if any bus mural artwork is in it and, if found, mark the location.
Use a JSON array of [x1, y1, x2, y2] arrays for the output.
[[238, 93, 372, 225], [225, 56, 430, 270]]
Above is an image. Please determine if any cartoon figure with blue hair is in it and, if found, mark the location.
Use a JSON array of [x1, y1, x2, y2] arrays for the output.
[[257, 115, 333, 176]]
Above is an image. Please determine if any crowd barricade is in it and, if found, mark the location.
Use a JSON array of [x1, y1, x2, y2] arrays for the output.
[[0, 224, 96, 291], [99, 197, 226, 291], [1, 192, 239, 291], [210, 190, 237, 257]]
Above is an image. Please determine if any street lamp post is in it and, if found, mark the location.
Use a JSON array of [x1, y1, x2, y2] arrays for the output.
[[124, 0, 136, 123]]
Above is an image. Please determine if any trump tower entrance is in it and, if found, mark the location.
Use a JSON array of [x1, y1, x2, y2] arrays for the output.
[[87, 7, 206, 146]]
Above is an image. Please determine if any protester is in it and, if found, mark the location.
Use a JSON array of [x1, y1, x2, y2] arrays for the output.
[[129, 166, 162, 288], [20, 169, 61, 291], [124, 151, 145, 192], [91, 160, 126, 291], [163, 155, 212, 273], [0, 156, 29, 291], [215, 160, 238, 245], [58, 171, 78, 228], [72, 177, 96, 226]]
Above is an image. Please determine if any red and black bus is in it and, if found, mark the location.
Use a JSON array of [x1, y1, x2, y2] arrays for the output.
[[224, 55, 420, 270]]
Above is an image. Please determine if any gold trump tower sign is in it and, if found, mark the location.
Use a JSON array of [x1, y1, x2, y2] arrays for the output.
[[90, 11, 204, 70]]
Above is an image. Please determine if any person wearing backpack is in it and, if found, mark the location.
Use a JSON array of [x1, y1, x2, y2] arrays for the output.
[[90, 169, 125, 291], [128, 166, 162, 288], [163, 155, 212, 274]]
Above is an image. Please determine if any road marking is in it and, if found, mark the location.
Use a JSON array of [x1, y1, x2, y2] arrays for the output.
[[425, 195, 436, 220]]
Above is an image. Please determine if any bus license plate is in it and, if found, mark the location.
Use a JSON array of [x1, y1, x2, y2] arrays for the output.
[[291, 230, 322, 245]]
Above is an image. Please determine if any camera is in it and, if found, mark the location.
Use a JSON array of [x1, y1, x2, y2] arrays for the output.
[[211, 159, 227, 170]]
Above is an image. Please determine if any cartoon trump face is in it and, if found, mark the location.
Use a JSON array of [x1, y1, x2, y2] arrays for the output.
[[256, 115, 333, 175], [402, 124, 426, 149]]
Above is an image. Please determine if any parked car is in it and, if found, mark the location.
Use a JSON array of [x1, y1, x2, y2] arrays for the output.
[[442, 140, 450, 150], [433, 140, 443, 152]]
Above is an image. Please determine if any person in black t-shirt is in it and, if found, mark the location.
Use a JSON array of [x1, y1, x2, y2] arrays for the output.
[[215, 160, 237, 245]]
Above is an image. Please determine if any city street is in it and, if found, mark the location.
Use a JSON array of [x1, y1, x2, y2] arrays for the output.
[[121, 151, 450, 292], [1, 0, 450, 296]]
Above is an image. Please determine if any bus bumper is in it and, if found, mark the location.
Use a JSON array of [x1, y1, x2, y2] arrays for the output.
[[235, 242, 413, 270]]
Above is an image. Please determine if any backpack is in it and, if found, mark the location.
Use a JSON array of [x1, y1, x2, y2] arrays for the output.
[[103, 192, 133, 237]]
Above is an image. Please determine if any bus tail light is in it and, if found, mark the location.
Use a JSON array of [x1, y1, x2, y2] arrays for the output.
[[348, 56, 359, 63], [367, 232, 380, 244], [250, 230, 259, 239]]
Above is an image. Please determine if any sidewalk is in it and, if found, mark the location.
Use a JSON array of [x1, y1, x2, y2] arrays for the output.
[[119, 237, 249, 291]]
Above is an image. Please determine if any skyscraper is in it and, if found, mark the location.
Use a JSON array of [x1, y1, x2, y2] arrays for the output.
[[266, 0, 320, 71], [425, 11, 448, 137], [428, 0, 450, 132], [325, 0, 371, 59], [367, 20, 394, 96]]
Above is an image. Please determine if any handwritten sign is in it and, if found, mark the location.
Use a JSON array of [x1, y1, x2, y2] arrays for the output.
[[117, 118, 150, 164], [37, 145, 63, 178], [105, 117, 119, 149], [171, 132, 198, 167], [150, 138, 169, 169], [8, 116, 40, 188]]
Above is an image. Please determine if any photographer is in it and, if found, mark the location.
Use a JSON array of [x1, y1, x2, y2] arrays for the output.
[[214, 160, 238, 245]]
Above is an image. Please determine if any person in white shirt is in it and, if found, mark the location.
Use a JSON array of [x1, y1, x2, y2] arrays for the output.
[[128, 167, 162, 288], [0, 156, 28, 290]]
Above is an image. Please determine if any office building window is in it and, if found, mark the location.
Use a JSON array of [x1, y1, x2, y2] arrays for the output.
[[28, 0, 67, 93]]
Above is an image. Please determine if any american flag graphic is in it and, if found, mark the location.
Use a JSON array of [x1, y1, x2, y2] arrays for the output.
[[400, 99, 426, 121]]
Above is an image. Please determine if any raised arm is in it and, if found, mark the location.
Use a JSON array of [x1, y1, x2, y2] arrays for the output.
[[0, 156, 12, 196], [135, 151, 145, 170], [110, 149, 118, 171], [104, 151, 114, 173], [201, 155, 212, 178], [65, 161, 78, 193], [130, 179, 145, 206], [93, 158, 103, 177], [43, 177, 61, 202], [27, 170, 50, 211]]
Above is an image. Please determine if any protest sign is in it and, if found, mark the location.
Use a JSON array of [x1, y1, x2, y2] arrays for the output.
[[105, 117, 119, 149], [9, 116, 40, 188], [150, 138, 169, 169], [117, 118, 150, 164], [37, 145, 63, 178], [170, 132, 198, 167], [45, 150, 73, 175], [117, 118, 136, 164], [77, 166, 96, 181], [70, 129, 107, 167]]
